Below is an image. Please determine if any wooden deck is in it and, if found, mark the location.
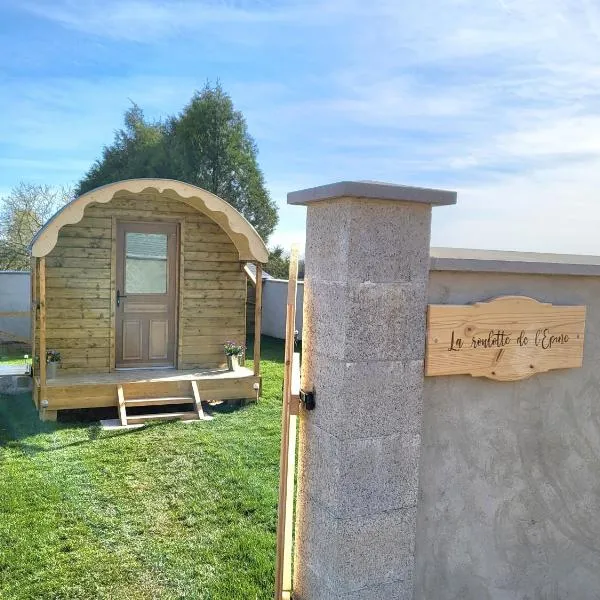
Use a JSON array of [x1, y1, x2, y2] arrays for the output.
[[41, 366, 255, 387], [34, 367, 260, 417]]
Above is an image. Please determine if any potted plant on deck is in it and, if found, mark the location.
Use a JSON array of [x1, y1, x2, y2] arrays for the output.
[[223, 341, 245, 372], [46, 350, 61, 380]]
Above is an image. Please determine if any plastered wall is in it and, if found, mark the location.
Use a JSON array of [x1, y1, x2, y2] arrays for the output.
[[416, 270, 600, 599], [0, 272, 30, 342], [261, 279, 304, 340]]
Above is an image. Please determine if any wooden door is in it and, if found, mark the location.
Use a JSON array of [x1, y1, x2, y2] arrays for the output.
[[115, 222, 178, 368]]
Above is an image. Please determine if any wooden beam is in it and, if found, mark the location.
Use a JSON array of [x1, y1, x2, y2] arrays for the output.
[[243, 263, 257, 286], [39, 257, 47, 409], [31, 257, 37, 381], [275, 245, 299, 600], [253, 263, 263, 376], [117, 384, 127, 426], [282, 353, 300, 591], [0, 311, 30, 317], [191, 380, 205, 419], [177, 220, 185, 369], [289, 353, 301, 416], [109, 216, 117, 372]]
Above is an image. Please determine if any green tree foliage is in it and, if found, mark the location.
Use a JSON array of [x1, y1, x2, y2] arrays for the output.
[[265, 246, 304, 280], [0, 183, 72, 270], [265, 245, 290, 279], [77, 84, 278, 241]]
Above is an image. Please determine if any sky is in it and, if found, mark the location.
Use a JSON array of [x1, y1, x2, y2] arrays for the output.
[[2, 0, 600, 254]]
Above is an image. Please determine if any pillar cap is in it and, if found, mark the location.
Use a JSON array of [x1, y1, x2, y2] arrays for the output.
[[287, 180, 457, 207]]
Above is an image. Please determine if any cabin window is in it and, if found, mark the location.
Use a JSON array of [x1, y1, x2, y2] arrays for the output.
[[125, 232, 168, 294]]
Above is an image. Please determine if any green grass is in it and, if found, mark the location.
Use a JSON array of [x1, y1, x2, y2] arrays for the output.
[[0, 348, 31, 366], [0, 336, 285, 600]]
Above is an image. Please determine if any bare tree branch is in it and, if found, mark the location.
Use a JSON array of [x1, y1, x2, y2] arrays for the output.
[[0, 183, 73, 270]]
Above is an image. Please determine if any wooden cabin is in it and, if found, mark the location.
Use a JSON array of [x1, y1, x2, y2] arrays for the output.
[[29, 179, 267, 423]]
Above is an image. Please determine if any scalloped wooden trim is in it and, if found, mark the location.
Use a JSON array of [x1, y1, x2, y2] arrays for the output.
[[30, 179, 268, 262]]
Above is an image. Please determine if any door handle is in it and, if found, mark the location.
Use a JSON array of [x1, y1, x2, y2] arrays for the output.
[[116, 289, 127, 307]]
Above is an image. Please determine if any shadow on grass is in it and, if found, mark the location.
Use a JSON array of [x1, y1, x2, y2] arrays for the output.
[[2, 427, 153, 456], [204, 399, 253, 418], [0, 394, 250, 454], [0, 393, 155, 452], [0, 392, 63, 442], [1, 336, 286, 450]]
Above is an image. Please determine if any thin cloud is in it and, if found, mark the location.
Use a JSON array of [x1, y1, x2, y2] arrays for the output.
[[5, 0, 600, 253], [20, 0, 309, 40]]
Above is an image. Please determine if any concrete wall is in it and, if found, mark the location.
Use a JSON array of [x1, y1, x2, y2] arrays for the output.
[[416, 258, 600, 599], [261, 278, 304, 340], [290, 181, 456, 600], [286, 177, 600, 599], [0, 272, 30, 342]]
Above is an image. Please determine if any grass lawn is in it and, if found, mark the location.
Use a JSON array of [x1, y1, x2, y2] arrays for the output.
[[0, 336, 285, 600], [0, 347, 31, 367]]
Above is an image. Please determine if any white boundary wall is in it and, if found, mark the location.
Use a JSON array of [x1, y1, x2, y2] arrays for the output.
[[261, 279, 304, 340], [0, 272, 30, 342]]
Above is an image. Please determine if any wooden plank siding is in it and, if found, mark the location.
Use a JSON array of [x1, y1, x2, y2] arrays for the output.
[[36, 191, 247, 373]]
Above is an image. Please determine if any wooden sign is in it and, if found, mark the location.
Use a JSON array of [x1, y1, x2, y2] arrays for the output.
[[425, 296, 586, 381]]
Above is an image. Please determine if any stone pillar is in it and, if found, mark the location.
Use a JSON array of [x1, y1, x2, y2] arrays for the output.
[[288, 181, 456, 600]]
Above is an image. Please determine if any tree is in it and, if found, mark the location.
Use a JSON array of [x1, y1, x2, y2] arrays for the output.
[[265, 246, 305, 280], [77, 83, 278, 241], [265, 245, 290, 279], [77, 104, 168, 192], [0, 183, 72, 270]]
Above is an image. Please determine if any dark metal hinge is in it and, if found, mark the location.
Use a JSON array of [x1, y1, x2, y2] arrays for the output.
[[299, 389, 315, 411]]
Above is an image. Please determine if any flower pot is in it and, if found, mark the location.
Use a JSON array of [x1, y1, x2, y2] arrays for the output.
[[47, 362, 59, 380], [226, 355, 240, 372]]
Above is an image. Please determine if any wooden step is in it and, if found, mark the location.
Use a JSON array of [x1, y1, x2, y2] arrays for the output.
[[122, 380, 191, 397], [126, 411, 199, 424], [124, 396, 194, 407]]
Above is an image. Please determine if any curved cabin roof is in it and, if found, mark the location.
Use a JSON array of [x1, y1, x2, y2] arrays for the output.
[[30, 178, 268, 263]]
